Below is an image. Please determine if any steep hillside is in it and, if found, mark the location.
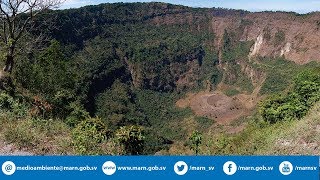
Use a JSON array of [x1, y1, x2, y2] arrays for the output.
[[264, 101, 320, 155], [36, 2, 320, 105], [201, 101, 320, 155], [45, 2, 320, 64], [211, 12, 320, 64], [0, 2, 319, 155]]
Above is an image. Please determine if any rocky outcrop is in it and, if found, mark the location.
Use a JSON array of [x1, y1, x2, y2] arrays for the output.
[[149, 9, 320, 64], [249, 33, 263, 59], [213, 12, 320, 64]]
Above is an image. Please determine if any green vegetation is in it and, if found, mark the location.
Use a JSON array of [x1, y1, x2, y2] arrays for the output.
[[202, 102, 320, 155], [201, 70, 320, 155], [15, 40, 76, 118], [0, 116, 73, 155], [116, 125, 145, 155], [135, 90, 193, 141], [72, 117, 110, 155], [261, 72, 288, 94], [260, 70, 320, 123], [95, 80, 147, 128], [199, 49, 222, 91], [274, 30, 285, 46], [224, 88, 240, 96], [188, 130, 203, 155], [259, 57, 320, 95], [3, 3, 219, 155], [220, 30, 254, 92], [0, 2, 319, 156], [195, 116, 215, 131], [234, 74, 254, 93]]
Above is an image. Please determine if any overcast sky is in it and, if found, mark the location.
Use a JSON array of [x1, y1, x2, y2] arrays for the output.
[[62, 0, 320, 14]]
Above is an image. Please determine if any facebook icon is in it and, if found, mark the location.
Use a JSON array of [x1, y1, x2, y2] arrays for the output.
[[228, 164, 233, 172], [223, 161, 237, 175]]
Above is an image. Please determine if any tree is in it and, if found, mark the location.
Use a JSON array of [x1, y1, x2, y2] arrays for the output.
[[15, 39, 75, 117], [259, 70, 320, 123], [0, 0, 63, 76], [115, 125, 145, 155], [95, 80, 132, 127], [189, 130, 202, 155]]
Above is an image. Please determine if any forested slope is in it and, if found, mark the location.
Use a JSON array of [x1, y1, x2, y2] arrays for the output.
[[0, 2, 319, 155]]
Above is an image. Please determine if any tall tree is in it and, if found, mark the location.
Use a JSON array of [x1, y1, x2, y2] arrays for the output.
[[0, 0, 63, 75]]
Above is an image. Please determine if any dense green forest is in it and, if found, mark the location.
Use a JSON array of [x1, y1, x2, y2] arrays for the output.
[[0, 2, 319, 155]]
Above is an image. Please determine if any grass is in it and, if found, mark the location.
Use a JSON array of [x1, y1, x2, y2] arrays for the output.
[[235, 71, 254, 93], [0, 113, 74, 155], [224, 88, 240, 96], [201, 102, 320, 155], [195, 116, 215, 132], [261, 102, 320, 155], [0, 88, 216, 155], [0, 115, 122, 155]]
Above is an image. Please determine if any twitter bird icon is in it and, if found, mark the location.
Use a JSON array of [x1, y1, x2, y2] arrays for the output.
[[174, 161, 188, 175]]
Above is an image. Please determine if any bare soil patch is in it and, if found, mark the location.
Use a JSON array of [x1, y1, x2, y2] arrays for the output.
[[0, 138, 33, 156], [177, 91, 248, 125], [193, 92, 244, 124]]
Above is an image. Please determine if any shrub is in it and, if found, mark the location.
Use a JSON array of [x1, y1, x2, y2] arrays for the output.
[[115, 125, 145, 155], [72, 117, 110, 155], [52, 89, 75, 118], [0, 92, 29, 118], [14, 40, 76, 118], [0, 92, 15, 109], [293, 70, 320, 106], [260, 71, 288, 94], [195, 116, 214, 131], [65, 102, 90, 127], [29, 96, 53, 118], [259, 94, 305, 123], [95, 81, 130, 124], [259, 70, 320, 123], [189, 130, 202, 155]]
